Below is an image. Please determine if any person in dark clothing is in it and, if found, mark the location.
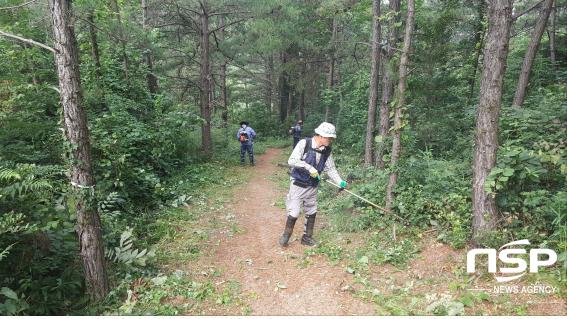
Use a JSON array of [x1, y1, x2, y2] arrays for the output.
[[279, 122, 348, 247], [289, 120, 303, 149], [236, 121, 256, 166]]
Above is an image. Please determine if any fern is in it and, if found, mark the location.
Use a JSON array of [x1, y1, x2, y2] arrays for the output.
[[98, 192, 125, 215], [0, 164, 61, 199], [0, 212, 30, 235], [0, 212, 33, 263], [0, 167, 21, 182], [105, 228, 155, 266], [0, 243, 15, 262]]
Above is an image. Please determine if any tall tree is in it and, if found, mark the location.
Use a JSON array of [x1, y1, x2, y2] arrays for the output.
[[142, 0, 159, 94], [466, 0, 486, 107], [385, 0, 415, 211], [219, 14, 229, 127], [472, 0, 513, 243], [48, 0, 109, 301], [364, 0, 381, 166], [109, 0, 130, 84], [279, 51, 289, 122], [265, 54, 274, 114], [325, 16, 338, 122], [548, 3, 556, 68], [86, 11, 102, 84], [199, 0, 212, 157], [512, 0, 554, 108], [375, 0, 401, 168]]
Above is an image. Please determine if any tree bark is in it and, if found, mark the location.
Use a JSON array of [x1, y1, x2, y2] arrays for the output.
[[512, 0, 553, 108], [286, 90, 293, 120], [466, 0, 486, 107], [219, 15, 228, 127], [325, 17, 337, 122], [199, 1, 212, 157], [472, 0, 513, 243], [86, 11, 106, 111], [385, 0, 414, 212], [299, 84, 305, 122], [279, 51, 289, 122], [48, 0, 109, 301], [548, 4, 556, 68], [364, 0, 381, 166], [265, 54, 274, 114], [142, 0, 159, 95], [87, 12, 102, 83], [109, 0, 130, 84], [375, 0, 401, 168]]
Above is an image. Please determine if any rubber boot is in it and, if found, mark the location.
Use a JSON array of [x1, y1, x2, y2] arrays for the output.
[[301, 213, 318, 246], [279, 216, 297, 247]]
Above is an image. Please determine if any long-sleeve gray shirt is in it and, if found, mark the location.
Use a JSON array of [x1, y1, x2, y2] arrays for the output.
[[288, 138, 343, 185]]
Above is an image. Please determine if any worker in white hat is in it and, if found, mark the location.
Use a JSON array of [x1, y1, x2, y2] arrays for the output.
[[279, 122, 348, 247]]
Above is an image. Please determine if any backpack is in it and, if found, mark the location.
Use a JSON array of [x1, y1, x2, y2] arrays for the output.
[[239, 131, 249, 142]]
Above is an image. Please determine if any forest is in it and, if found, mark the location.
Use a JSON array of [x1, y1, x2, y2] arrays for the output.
[[0, 0, 565, 315]]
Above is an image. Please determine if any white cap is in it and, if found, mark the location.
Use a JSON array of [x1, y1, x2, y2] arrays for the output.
[[314, 122, 337, 138]]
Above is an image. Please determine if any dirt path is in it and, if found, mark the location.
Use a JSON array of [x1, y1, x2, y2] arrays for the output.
[[203, 148, 376, 315]]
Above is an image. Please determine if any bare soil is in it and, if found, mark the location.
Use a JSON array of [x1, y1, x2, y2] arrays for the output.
[[180, 147, 566, 316], [194, 148, 376, 315]]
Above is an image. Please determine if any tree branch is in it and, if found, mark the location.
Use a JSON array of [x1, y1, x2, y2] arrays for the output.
[[209, 11, 252, 17], [208, 17, 251, 34], [75, 16, 123, 43], [0, 0, 38, 11], [513, 0, 545, 21], [0, 29, 57, 53]]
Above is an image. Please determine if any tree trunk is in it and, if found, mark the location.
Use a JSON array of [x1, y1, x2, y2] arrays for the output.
[[376, 0, 401, 168], [265, 54, 273, 114], [472, 0, 513, 243], [142, 0, 159, 95], [87, 12, 102, 82], [364, 0, 381, 166], [109, 0, 130, 84], [199, 1, 212, 157], [48, 0, 109, 301], [512, 0, 554, 108], [325, 17, 338, 122], [467, 0, 486, 107], [286, 90, 293, 120], [219, 15, 228, 127], [220, 60, 228, 125], [86, 12, 106, 111], [299, 87, 305, 122], [548, 4, 556, 68], [22, 44, 39, 91], [385, 0, 414, 212], [279, 51, 290, 123], [209, 62, 215, 114]]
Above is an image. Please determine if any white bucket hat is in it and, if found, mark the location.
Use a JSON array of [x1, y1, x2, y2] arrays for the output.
[[314, 122, 337, 138]]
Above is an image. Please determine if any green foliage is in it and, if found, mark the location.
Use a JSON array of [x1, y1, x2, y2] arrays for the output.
[[0, 164, 54, 198], [105, 228, 156, 267], [369, 232, 420, 267], [482, 89, 566, 250], [425, 293, 465, 316], [0, 286, 29, 315], [100, 274, 223, 315], [1, 0, 566, 314]]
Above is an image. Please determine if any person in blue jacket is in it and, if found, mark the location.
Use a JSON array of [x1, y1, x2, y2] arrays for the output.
[[236, 121, 256, 166]]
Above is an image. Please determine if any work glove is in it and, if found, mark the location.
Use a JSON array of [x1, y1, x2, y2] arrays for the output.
[[339, 180, 348, 189], [308, 167, 320, 181]]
